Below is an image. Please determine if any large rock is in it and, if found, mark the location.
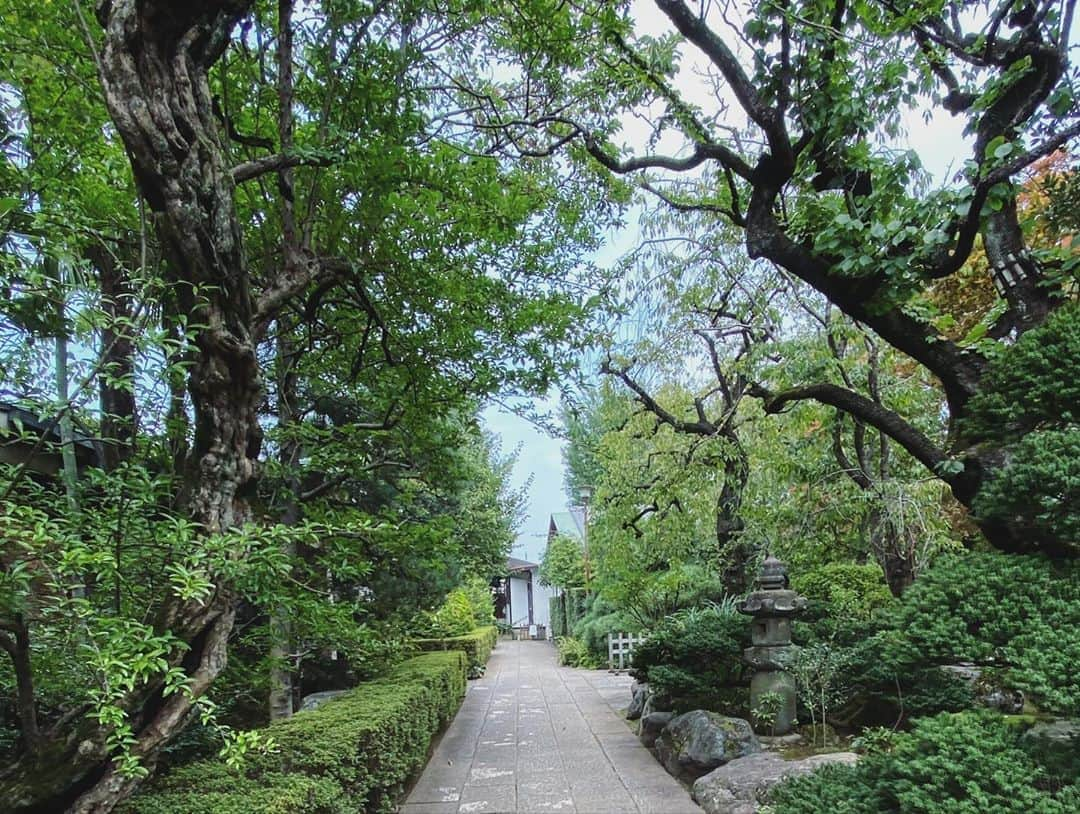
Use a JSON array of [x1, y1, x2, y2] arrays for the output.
[[1021, 718, 1080, 771], [940, 663, 1024, 713], [628, 681, 648, 720], [692, 751, 858, 814], [298, 689, 349, 712], [655, 711, 760, 782], [639, 711, 676, 748]]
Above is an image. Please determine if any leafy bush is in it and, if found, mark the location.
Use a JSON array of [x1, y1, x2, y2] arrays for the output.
[[631, 600, 749, 713], [603, 563, 728, 629], [555, 636, 599, 669], [769, 712, 1078, 813], [565, 587, 588, 632], [549, 594, 567, 638], [416, 588, 475, 637], [412, 626, 497, 677], [791, 562, 894, 621], [460, 575, 496, 627], [120, 652, 468, 814]]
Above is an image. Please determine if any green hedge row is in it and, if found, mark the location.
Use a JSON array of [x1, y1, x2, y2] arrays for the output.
[[120, 651, 468, 814], [412, 625, 497, 674]]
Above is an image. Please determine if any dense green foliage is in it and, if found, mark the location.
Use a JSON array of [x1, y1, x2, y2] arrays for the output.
[[631, 601, 749, 713], [119, 652, 468, 814], [964, 306, 1080, 549], [1, 0, 1077, 808], [879, 553, 1080, 716], [539, 534, 586, 590], [570, 594, 638, 661], [411, 627, 498, 677], [554, 636, 600, 669], [768, 712, 1079, 814], [791, 563, 895, 621], [415, 577, 495, 638], [0, 0, 607, 796]]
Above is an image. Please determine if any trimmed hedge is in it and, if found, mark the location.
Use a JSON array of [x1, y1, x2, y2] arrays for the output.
[[120, 651, 468, 814], [412, 625, 497, 675]]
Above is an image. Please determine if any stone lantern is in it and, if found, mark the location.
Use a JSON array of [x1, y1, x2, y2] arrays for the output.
[[739, 555, 806, 735]]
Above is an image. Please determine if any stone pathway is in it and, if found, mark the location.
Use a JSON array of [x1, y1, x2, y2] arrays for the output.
[[402, 639, 701, 814]]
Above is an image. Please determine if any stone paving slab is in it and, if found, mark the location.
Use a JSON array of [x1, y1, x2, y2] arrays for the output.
[[402, 640, 701, 814]]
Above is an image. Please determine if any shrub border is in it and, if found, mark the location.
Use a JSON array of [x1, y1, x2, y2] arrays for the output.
[[412, 625, 498, 675], [120, 651, 469, 814]]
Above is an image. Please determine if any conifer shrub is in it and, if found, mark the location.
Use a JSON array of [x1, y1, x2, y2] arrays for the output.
[[631, 601, 749, 713], [768, 712, 1079, 813]]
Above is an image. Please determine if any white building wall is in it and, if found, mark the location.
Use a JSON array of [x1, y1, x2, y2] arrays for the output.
[[532, 580, 553, 629], [508, 577, 531, 627]]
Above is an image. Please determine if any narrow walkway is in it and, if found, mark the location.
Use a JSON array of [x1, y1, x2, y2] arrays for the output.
[[403, 639, 701, 814]]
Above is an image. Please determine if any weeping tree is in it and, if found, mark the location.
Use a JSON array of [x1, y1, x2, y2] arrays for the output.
[[470, 0, 1080, 557]]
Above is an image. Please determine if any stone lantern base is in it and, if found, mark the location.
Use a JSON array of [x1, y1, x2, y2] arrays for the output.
[[750, 670, 798, 736]]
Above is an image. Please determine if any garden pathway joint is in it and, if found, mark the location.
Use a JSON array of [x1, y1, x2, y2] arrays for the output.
[[401, 639, 702, 814]]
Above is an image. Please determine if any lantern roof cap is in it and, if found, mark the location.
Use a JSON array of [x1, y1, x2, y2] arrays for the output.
[[759, 555, 789, 590]]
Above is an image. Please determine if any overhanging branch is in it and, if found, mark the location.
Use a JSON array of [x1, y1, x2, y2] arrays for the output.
[[749, 381, 954, 483]]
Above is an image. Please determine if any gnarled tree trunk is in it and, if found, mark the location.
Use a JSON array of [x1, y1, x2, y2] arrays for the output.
[[1, 2, 262, 811]]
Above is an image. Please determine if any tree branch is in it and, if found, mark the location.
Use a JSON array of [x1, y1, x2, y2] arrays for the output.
[[654, 0, 792, 167], [749, 381, 954, 483], [585, 134, 753, 180], [601, 358, 716, 435], [231, 152, 336, 184]]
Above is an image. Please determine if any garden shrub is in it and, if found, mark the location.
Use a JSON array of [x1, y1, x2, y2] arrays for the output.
[[631, 601, 749, 713], [769, 712, 1079, 813], [555, 636, 599, 669], [791, 562, 894, 621], [572, 594, 638, 660], [460, 575, 496, 627], [416, 587, 476, 637], [564, 587, 588, 632], [120, 651, 468, 814], [412, 626, 497, 677], [603, 563, 728, 628], [790, 552, 1080, 724], [549, 594, 567, 638], [880, 552, 1080, 716], [962, 303, 1080, 552]]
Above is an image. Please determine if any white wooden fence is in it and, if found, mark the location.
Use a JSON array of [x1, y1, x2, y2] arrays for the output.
[[607, 632, 647, 670]]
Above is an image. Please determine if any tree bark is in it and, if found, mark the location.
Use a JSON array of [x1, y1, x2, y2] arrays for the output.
[[268, 325, 300, 721], [0, 2, 264, 811], [715, 440, 749, 594], [0, 617, 42, 756], [89, 246, 137, 472]]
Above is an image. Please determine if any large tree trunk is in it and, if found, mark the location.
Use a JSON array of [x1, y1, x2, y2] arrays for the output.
[[89, 246, 137, 472], [0, 2, 262, 811], [715, 441, 749, 594], [268, 326, 300, 721]]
